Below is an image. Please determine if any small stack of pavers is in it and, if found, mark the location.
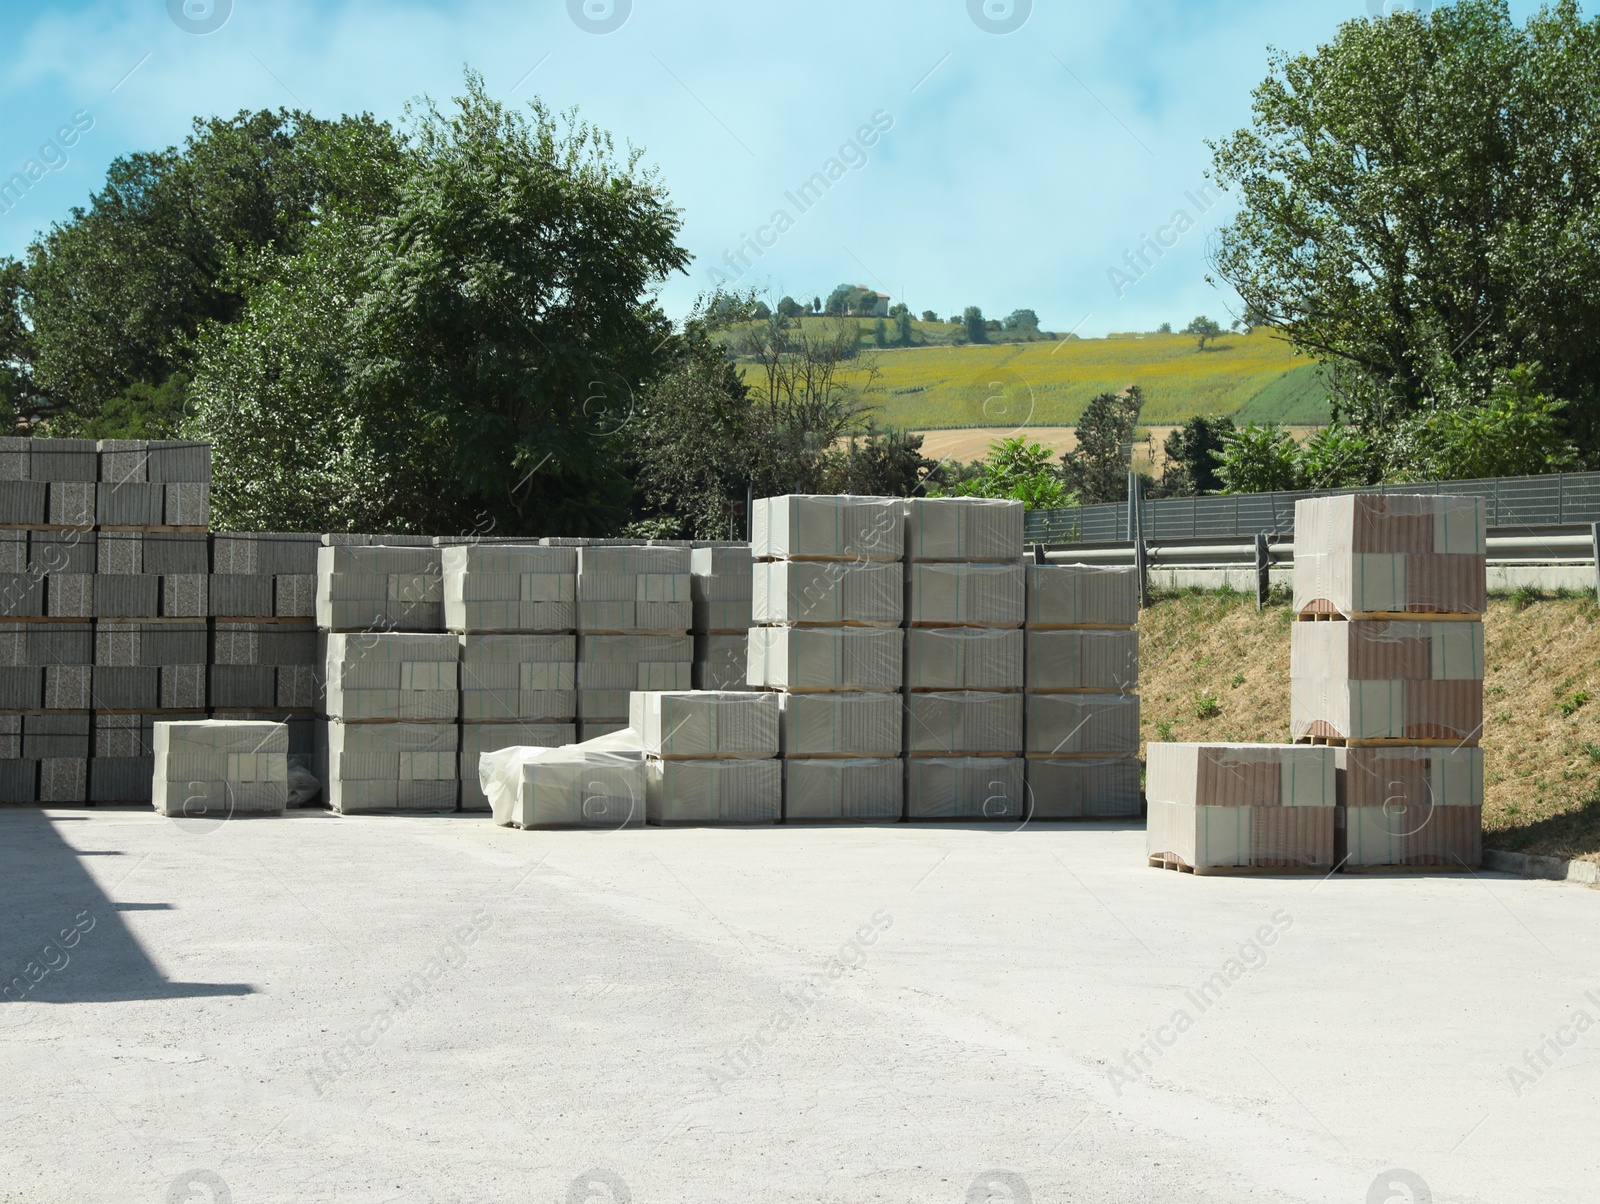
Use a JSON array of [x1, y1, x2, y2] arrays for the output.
[[152, 718, 289, 819], [749, 495, 905, 822], [316, 537, 459, 813], [1023, 562, 1142, 817], [444, 541, 579, 811], [902, 497, 1028, 821]]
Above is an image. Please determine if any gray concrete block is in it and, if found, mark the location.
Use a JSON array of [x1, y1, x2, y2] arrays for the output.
[[92, 666, 161, 711], [164, 482, 210, 526], [161, 664, 208, 710], [162, 575, 208, 618], [0, 481, 47, 525], [47, 482, 96, 526], [97, 481, 164, 526]]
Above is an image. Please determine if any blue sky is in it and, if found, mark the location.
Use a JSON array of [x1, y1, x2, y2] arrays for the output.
[[0, 0, 1567, 337]]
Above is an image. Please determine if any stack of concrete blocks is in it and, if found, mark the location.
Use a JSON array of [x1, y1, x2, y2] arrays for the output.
[[151, 719, 288, 818], [690, 545, 753, 691], [316, 539, 444, 633], [902, 498, 1028, 821], [634, 690, 781, 824], [1292, 494, 1487, 869], [444, 542, 579, 811], [749, 495, 905, 822], [0, 440, 100, 803], [576, 545, 692, 741], [97, 439, 211, 528], [1145, 743, 1337, 872], [1023, 563, 1142, 818], [319, 630, 460, 813]]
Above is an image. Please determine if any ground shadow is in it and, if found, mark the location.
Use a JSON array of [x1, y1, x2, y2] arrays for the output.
[[1486, 794, 1600, 863], [0, 807, 254, 1007]]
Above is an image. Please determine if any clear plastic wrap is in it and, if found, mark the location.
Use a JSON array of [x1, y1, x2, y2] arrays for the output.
[[1025, 564, 1138, 629], [905, 757, 1025, 820], [753, 560, 902, 626], [1147, 800, 1336, 870], [779, 691, 902, 757], [1024, 757, 1141, 819], [1145, 742, 1335, 808], [1293, 494, 1486, 616], [904, 562, 1024, 626], [904, 497, 1024, 562], [630, 690, 779, 758], [904, 628, 1023, 691], [645, 758, 782, 824], [752, 495, 904, 561], [1024, 629, 1139, 692], [1024, 693, 1140, 756], [784, 758, 903, 821], [747, 626, 902, 692], [905, 691, 1023, 755]]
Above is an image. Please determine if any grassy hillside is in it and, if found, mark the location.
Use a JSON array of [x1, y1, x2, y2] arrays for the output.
[[1140, 591, 1600, 863], [726, 326, 1319, 430]]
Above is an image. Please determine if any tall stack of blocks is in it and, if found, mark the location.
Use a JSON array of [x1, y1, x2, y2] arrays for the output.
[[691, 545, 753, 690], [316, 539, 458, 813], [634, 690, 781, 824], [1292, 494, 1487, 870], [1023, 562, 1142, 817], [576, 544, 693, 742], [0, 438, 214, 804], [902, 497, 1028, 821], [445, 543, 579, 810], [749, 495, 905, 822]]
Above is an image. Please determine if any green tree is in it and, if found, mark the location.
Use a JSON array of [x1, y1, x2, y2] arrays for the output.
[[0, 258, 39, 430], [1391, 365, 1580, 482], [893, 307, 912, 346], [1209, 0, 1600, 459], [1157, 415, 1235, 496], [1184, 315, 1223, 352], [873, 317, 888, 349], [1215, 422, 1303, 494], [948, 436, 1073, 510], [190, 73, 687, 535], [1157, 322, 1172, 334], [23, 108, 403, 432], [920, 310, 938, 322], [776, 295, 804, 319], [1296, 423, 1382, 489], [1003, 308, 1040, 333], [1061, 387, 1143, 504], [962, 306, 987, 344], [825, 423, 934, 497]]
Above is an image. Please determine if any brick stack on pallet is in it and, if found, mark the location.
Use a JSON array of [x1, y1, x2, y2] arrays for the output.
[[690, 545, 753, 691], [443, 542, 578, 811], [316, 539, 459, 813], [749, 495, 904, 822], [635, 690, 781, 825], [209, 532, 321, 787], [902, 498, 1028, 821], [575, 544, 693, 742], [1023, 563, 1142, 818], [1291, 494, 1486, 870], [1145, 743, 1337, 874]]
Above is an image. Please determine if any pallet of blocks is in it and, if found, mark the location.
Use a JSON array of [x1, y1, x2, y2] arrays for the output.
[[751, 495, 906, 822], [319, 631, 460, 813], [576, 544, 692, 741], [634, 690, 781, 825], [691, 544, 753, 690], [152, 719, 288, 818], [89, 619, 209, 801], [316, 538, 444, 632], [1145, 743, 1337, 874], [1021, 559, 1141, 819], [1293, 494, 1487, 870]]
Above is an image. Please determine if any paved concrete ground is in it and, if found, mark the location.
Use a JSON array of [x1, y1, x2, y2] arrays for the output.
[[2, 807, 1596, 1204]]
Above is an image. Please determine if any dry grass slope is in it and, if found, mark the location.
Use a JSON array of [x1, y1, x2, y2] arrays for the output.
[[1138, 592, 1600, 864]]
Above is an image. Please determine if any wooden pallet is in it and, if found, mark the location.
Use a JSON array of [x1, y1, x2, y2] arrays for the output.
[[1294, 609, 1483, 623], [1148, 852, 1332, 877], [1293, 735, 1478, 748]]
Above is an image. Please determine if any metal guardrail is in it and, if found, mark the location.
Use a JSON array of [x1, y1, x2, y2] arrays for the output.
[[1031, 524, 1600, 609], [1023, 471, 1600, 545]]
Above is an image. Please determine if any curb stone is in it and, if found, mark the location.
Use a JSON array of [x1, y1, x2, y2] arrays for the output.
[[1484, 848, 1600, 887]]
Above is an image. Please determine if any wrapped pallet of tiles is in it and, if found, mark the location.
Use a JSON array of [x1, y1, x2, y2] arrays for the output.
[[152, 719, 287, 818], [576, 545, 691, 740], [751, 495, 906, 822], [1145, 743, 1337, 873], [633, 690, 781, 824], [460, 719, 574, 810], [320, 632, 459, 812], [441, 544, 576, 634], [1293, 493, 1486, 869], [481, 727, 647, 829], [316, 541, 444, 633], [903, 498, 1025, 821], [691, 544, 753, 690], [1024, 562, 1141, 819]]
